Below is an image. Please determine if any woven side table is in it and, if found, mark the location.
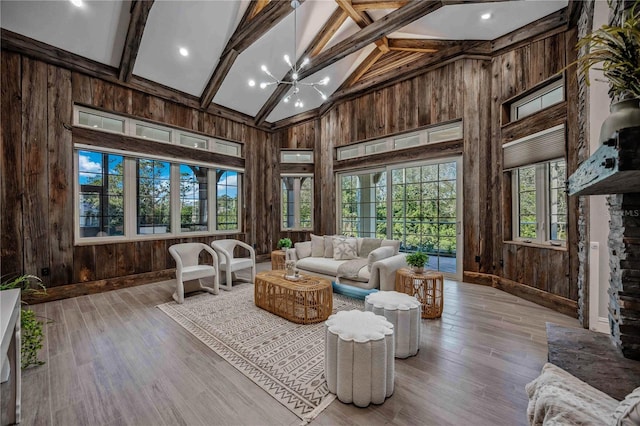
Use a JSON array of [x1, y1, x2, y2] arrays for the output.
[[395, 268, 444, 319], [271, 250, 286, 270]]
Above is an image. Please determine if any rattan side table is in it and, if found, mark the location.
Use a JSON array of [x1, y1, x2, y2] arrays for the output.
[[395, 268, 444, 319], [271, 250, 286, 270]]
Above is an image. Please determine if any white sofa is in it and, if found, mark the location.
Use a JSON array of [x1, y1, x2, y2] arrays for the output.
[[286, 235, 408, 292]]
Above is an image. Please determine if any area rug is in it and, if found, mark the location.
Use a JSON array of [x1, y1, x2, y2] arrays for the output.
[[157, 284, 363, 423]]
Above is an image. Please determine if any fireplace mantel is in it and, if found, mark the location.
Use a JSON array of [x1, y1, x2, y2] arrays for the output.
[[568, 126, 640, 196]]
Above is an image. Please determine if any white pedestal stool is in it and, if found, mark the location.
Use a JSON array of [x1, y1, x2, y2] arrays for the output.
[[365, 291, 421, 358], [324, 310, 394, 407]]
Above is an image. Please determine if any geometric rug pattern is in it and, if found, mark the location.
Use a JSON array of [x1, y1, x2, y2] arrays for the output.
[[157, 284, 363, 421]]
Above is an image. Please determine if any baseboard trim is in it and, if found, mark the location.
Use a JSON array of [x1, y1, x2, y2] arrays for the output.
[[25, 269, 175, 304], [591, 316, 611, 334], [464, 271, 578, 318]]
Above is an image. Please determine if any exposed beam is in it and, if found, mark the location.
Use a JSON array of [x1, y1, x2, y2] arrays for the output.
[[200, 0, 298, 108], [256, 0, 443, 124], [249, 0, 271, 19], [336, 0, 390, 53], [118, 0, 154, 82], [352, 1, 409, 11], [388, 38, 460, 53], [254, 6, 350, 125], [566, 0, 582, 28], [336, 47, 386, 91], [491, 8, 568, 52]]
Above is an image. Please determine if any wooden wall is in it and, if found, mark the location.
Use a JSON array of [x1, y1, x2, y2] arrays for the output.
[[0, 51, 277, 292], [280, 28, 579, 315]]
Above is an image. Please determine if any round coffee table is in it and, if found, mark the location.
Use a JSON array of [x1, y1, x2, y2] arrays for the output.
[[254, 270, 333, 324]]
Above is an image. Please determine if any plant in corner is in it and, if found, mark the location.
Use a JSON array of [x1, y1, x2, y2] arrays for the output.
[[406, 251, 429, 274], [277, 238, 293, 250], [0, 274, 48, 369], [575, 2, 640, 143]]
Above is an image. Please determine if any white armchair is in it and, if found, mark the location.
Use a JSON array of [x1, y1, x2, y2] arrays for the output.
[[211, 239, 256, 291], [168, 243, 219, 304]]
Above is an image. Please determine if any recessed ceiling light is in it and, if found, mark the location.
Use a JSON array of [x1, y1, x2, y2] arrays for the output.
[[179, 47, 189, 57], [70, 0, 83, 7], [248, 79, 256, 87], [481, 12, 492, 20]]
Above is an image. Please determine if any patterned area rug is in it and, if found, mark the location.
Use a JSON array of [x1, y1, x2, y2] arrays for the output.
[[157, 284, 363, 422]]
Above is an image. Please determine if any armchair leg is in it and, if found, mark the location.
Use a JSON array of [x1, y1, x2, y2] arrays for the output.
[[220, 269, 233, 291], [173, 278, 185, 304]]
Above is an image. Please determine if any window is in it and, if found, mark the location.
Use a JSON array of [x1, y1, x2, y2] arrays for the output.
[[510, 79, 564, 121], [78, 151, 124, 237], [512, 159, 567, 243], [281, 150, 313, 163], [74, 106, 242, 158], [281, 175, 313, 230], [337, 158, 462, 276], [336, 121, 463, 160], [75, 149, 242, 241]]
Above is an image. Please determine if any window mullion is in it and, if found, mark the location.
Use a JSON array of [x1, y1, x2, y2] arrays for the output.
[[535, 164, 546, 243]]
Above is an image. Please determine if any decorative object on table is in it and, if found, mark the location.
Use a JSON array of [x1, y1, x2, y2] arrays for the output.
[[157, 285, 363, 421], [575, 3, 640, 144], [277, 237, 292, 251], [365, 291, 421, 358], [254, 270, 332, 324], [405, 251, 429, 274], [325, 310, 395, 407], [395, 268, 444, 319], [0, 274, 48, 369], [284, 259, 296, 277]]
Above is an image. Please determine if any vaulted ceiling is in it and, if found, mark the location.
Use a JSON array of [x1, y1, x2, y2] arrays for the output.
[[1, 0, 569, 127]]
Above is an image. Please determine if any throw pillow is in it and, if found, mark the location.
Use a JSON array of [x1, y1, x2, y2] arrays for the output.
[[613, 386, 640, 425], [333, 237, 358, 260], [381, 239, 401, 255], [324, 235, 334, 258], [295, 241, 312, 259], [367, 246, 396, 271], [310, 234, 325, 257], [360, 238, 383, 257]]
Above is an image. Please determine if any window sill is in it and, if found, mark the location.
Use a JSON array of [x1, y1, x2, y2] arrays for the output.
[[75, 230, 245, 246], [503, 240, 567, 251]]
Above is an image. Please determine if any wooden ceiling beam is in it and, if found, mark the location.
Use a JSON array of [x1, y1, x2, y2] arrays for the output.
[[255, 0, 443, 124], [249, 0, 271, 19], [491, 8, 567, 53], [254, 7, 350, 124], [336, 0, 389, 53], [200, 0, 298, 108], [352, 1, 409, 11], [118, 0, 154, 82], [336, 47, 386, 91]]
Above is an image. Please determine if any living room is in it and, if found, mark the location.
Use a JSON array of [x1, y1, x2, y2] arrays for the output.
[[1, 0, 639, 425]]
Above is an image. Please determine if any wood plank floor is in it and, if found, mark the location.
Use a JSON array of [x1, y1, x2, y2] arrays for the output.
[[16, 262, 579, 426]]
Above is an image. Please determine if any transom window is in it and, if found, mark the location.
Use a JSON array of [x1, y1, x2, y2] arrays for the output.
[[510, 79, 564, 121]]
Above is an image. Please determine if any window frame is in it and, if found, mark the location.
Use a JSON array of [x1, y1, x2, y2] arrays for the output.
[[74, 146, 243, 245], [281, 173, 314, 231], [509, 79, 564, 121], [511, 158, 567, 246]]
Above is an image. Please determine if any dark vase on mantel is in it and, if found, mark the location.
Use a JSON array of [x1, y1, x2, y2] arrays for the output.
[[599, 98, 640, 144]]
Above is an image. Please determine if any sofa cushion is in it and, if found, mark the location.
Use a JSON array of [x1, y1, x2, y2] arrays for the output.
[[360, 238, 383, 257], [367, 246, 396, 272], [296, 257, 345, 276], [381, 239, 401, 255], [324, 236, 335, 258], [310, 234, 324, 257], [295, 241, 312, 259], [613, 386, 640, 425], [333, 237, 358, 260]]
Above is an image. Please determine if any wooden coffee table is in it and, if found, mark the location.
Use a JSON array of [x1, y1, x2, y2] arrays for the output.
[[254, 270, 333, 324]]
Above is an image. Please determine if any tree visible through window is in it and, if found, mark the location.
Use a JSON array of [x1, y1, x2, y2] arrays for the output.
[[281, 176, 313, 230], [137, 159, 171, 234], [216, 170, 238, 231], [180, 165, 208, 232]]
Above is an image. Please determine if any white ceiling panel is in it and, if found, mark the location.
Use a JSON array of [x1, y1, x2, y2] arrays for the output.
[[214, 0, 338, 116], [267, 45, 376, 122], [1, 0, 129, 67], [374, 0, 568, 41], [133, 0, 250, 97]]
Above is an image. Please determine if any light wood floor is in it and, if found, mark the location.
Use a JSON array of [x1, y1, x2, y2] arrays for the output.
[[17, 263, 579, 426]]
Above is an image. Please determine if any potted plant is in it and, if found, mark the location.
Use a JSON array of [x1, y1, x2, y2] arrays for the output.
[[0, 274, 48, 370], [277, 238, 293, 251], [406, 251, 429, 274], [575, 3, 640, 143]]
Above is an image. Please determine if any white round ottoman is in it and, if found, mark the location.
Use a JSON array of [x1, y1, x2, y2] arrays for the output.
[[324, 310, 394, 407], [365, 291, 421, 358]]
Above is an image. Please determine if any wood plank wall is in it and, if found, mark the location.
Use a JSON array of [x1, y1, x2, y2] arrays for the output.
[[0, 51, 276, 289], [279, 29, 579, 313]]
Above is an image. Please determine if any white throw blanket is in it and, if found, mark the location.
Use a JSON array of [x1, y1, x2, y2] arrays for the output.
[[337, 258, 369, 279]]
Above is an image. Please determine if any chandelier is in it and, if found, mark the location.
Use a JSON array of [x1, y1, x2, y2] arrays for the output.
[[248, 0, 329, 108]]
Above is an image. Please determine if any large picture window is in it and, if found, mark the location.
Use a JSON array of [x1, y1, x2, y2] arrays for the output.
[[75, 149, 241, 241], [281, 175, 313, 230], [339, 171, 386, 238], [512, 159, 567, 244]]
